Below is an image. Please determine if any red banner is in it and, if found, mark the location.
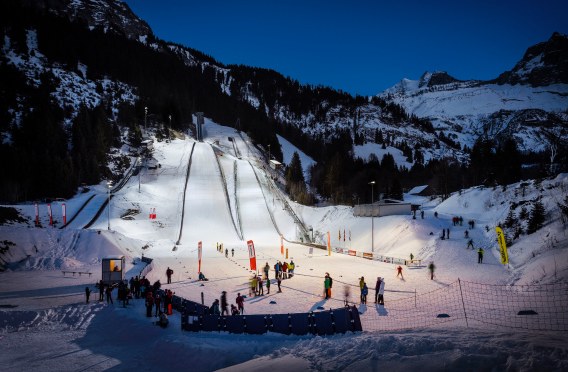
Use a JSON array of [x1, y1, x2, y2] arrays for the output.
[[62, 203, 66, 225], [247, 240, 257, 271], [198, 241, 202, 274], [47, 204, 53, 226]]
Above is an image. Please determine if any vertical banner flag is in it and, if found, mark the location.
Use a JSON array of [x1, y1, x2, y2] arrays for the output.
[[35, 203, 39, 226], [280, 235, 284, 255], [247, 240, 257, 271], [343, 229, 346, 242], [338, 229, 341, 241], [197, 241, 202, 274], [327, 231, 331, 256], [62, 203, 67, 225], [47, 204, 53, 226], [495, 226, 509, 265], [349, 230, 351, 241]]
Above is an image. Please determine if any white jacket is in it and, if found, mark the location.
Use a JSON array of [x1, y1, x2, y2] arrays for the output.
[[378, 280, 385, 295]]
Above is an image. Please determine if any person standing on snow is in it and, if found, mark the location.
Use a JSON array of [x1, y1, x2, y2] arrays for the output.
[[324, 273, 331, 299], [374, 277, 382, 303], [231, 248, 234, 257], [478, 248, 484, 264], [85, 287, 91, 303], [361, 282, 368, 304], [236, 293, 244, 314], [220, 291, 228, 316], [288, 260, 295, 278], [378, 278, 385, 305], [266, 277, 271, 294], [467, 238, 474, 249], [98, 280, 104, 301], [264, 262, 270, 279], [428, 262, 435, 280], [166, 267, 173, 284], [359, 276, 365, 302]]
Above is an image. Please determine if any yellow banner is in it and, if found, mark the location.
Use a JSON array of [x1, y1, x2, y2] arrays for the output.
[[495, 226, 508, 264]]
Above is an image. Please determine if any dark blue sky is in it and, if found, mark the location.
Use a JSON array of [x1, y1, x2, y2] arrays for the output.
[[124, 0, 568, 96]]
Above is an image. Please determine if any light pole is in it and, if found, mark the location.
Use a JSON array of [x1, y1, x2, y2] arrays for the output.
[[267, 144, 271, 163], [107, 180, 113, 230], [144, 106, 148, 135], [369, 181, 375, 252], [138, 156, 142, 193]]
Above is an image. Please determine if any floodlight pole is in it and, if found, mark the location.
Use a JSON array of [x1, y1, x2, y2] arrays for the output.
[[107, 181, 113, 230], [369, 181, 375, 252]]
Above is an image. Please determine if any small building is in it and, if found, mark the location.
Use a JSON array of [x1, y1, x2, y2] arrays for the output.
[[101, 256, 125, 286], [353, 199, 412, 217], [269, 159, 282, 171], [141, 139, 154, 151], [407, 185, 432, 196]]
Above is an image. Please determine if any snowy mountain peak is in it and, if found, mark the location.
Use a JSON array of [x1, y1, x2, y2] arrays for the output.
[[496, 32, 568, 86], [418, 71, 460, 88], [21, 0, 152, 41]]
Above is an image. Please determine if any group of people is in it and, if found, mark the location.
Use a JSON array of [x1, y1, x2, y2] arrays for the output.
[[209, 291, 246, 316], [272, 260, 295, 279]]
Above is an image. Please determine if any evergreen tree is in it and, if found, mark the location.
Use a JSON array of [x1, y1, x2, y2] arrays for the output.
[[504, 209, 517, 229], [527, 199, 545, 234]]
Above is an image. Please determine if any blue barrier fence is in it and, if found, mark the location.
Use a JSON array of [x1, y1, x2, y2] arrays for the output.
[[161, 291, 362, 336]]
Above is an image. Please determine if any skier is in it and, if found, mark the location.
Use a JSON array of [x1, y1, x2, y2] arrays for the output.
[[85, 287, 91, 303], [166, 267, 173, 284], [428, 261, 435, 280], [467, 239, 474, 249], [231, 248, 234, 257], [396, 265, 404, 279], [464, 230, 469, 239], [420, 210, 424, 219], [266, 278, 271, 294], [277, 276, 282, 293], [478, 248, 484, 264], [447, 228, 450, 239], [225, 248, 228, 258], [282, 262, 288, 279], [409, 253, 414, 263]]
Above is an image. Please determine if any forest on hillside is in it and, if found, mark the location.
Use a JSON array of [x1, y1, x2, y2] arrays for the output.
[[0, 2, 560, 204]]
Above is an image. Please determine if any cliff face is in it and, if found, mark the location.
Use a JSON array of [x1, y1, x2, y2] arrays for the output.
[[496, 32, 568, 87]]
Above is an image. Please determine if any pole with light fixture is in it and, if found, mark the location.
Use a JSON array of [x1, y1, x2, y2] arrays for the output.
[[369, 181, 375, 252]]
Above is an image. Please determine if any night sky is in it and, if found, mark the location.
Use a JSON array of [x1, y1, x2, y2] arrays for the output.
[[125, 0, 568, 96]]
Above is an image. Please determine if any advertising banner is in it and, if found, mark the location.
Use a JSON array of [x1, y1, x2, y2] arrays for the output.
[[495, 226, 509, 264], [247, 240, 257, 271]]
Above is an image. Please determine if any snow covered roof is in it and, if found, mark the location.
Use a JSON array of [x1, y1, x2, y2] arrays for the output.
[[408, 185, 429, 195]]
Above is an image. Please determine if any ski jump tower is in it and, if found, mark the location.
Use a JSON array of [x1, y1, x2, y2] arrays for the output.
[[195, 112, 204, 142]]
